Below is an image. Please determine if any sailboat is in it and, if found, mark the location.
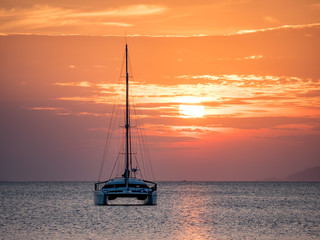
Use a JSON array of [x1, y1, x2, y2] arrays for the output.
[[94, 44, 157, 205]]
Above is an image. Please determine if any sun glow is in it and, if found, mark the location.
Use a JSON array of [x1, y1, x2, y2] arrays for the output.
[[179, 105, 205, 118], [174, 96, 203, 104]]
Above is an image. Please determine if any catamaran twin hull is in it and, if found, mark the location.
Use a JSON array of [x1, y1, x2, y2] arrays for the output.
[[94, 178, 157, 205]]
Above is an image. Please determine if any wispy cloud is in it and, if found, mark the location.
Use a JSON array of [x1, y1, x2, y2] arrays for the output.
[[68, 5, 166, 17], [236, 22, 320, 35], [264, 16, 279, 24], [55, 82, 92, 87], [0, 4, 166, 33], [54, 74, 320, 106], [23, 106, 63, 111], [51, 74, 320, 125], [218, 55, 263, 61]]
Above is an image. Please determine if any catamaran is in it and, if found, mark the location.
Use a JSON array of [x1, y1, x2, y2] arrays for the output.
[[94, 44, 157, 205]]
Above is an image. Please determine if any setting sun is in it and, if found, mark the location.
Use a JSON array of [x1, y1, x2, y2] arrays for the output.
[[179, 104, 205, 118]]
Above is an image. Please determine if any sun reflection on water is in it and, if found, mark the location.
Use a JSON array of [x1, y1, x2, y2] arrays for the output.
[[171, 184, 213, 240]]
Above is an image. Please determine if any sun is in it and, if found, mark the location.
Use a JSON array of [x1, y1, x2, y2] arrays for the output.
[[179, 104, 205, 118]]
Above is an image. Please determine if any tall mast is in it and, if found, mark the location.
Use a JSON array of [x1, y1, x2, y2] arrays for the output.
[[125, 44, 129, 189]]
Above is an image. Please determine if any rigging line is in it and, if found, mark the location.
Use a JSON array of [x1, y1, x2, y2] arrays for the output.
[[141, 130, 151, 179], [97, 86, 120, 182], [144, 134, 155, 180], [137, 102, 155, 181], [100, 66, 124, 180], [134, 154, 144, 180], [115, 102, 125, 178], [142, 121, 155, 180], [131, 104, 142, 175], [98, 49, 126, 181], [112, 102, 123, 178], [127, 51, 139, 177], [129, 77, 155, 180], [137, 115, 148, 178], [127, 47, 155, 180], [132, 98, 149, 179], [109, 153, 121, 179], [138, 131, 148, 178], [130, 88, 153, 180], [130, 79, 154, 180], [128, 72, 133, 177], [137, 106, 155, 180], [129, 78, 146, 177], [99, 76, 124, 181], [109, 49, 127, 179], [129, 125, 133, 176]]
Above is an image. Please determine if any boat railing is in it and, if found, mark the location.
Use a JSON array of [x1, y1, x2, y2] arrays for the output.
[[95, 179, 157, 191], [143, 180, 157, 191], [95, 181, 109, 191]]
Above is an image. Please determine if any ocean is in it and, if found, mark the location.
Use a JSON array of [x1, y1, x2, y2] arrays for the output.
[[1, 182, 319, 239]]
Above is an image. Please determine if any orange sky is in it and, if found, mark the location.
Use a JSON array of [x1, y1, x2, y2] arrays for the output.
[[1, 0, 320, 36], [1, 0, 320, 181]]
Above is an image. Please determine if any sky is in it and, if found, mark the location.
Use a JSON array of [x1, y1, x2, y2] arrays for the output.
[[1, 0, 320, 181]]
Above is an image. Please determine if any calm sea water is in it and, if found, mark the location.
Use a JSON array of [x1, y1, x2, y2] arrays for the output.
[[1, 182, 319, 239]]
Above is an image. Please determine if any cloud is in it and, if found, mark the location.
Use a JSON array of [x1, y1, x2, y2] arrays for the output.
[[78, 112, 105, 117], [243, 55, 263, 60], [147, 135, 199, 143], [178, 74, 309, 88], [217, 55, 263, 61], [264, 134, 320, 144], [297, 90, 320, 98], [146, 115, 320, 131], [23, 107, 63, 111], [70, 5, 167, 17], [51, 73, 320, 122], [264, 16, 279, 24], [236, 22, 320, 35], [0, 4, 166, 33], [57, 96, 110, 104], [55, 82, 92, 87]]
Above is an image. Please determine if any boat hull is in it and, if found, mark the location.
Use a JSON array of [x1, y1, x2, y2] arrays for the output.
[[145, 191, 157, 205], [94, 190, 107, 205], [94, 190, 157, 205], [94, 178, 157, 205]]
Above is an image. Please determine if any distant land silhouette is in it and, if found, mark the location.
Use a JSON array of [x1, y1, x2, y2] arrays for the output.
[[259, 166, 320, 182], [284, 166, 320, 182], [259, 177, 282, 182]]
